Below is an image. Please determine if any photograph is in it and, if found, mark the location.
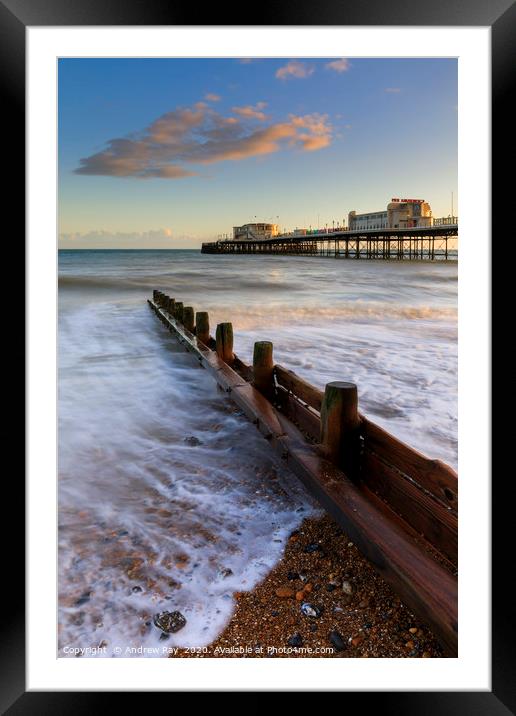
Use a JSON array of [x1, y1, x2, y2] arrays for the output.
[[57, 55, 459, 661]]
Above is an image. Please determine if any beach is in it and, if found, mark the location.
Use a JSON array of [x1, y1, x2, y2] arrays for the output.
[[58, 249, 457, 657], [173, 514, 444, 658]]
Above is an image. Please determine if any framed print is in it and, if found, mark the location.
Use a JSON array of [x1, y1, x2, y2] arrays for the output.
[[2, 0, 508, 706]]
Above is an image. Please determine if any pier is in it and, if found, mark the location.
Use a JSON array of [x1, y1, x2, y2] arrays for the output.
[[201, 222, 458, 260], [149, 290, 458, 655]]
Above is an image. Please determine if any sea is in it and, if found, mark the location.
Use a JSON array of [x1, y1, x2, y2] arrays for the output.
[[58, 249, 457, 657]]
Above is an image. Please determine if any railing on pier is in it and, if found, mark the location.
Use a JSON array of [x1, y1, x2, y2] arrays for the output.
[[149, 290, 458, 655]]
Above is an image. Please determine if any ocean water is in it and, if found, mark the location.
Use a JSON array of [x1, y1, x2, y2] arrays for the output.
[[58, 249, 457, 657]]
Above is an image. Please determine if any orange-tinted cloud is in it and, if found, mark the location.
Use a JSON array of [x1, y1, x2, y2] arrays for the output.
[[205, 93, 221, 102], [231, 102, 268, 120], [74, 102, 333, 179], [326, 58, 350, 73], [275, 60, 314, 80]]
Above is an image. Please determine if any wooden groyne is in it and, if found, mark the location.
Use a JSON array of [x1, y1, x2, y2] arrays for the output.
[[149, 290, 458, 655]]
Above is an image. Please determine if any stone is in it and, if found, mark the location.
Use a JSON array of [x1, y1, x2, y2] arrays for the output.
[[304, 543, 321, 553], [74, 591, 91, 606], [184, 436, 202, 446], [301, 602, 323, 618], [295, 591, 305, 601], [342, 581, 354, 595], [350, 635, 364, 647], [329, 630, 346, 652], [287, 633, 303, 647], [153, 610, 187, 634], [275, 587, 294, 598], [409, 627, 418, 634], [287, 571, 299, 581], [131, 586, 142, 593], [220, 568, 233, 578]]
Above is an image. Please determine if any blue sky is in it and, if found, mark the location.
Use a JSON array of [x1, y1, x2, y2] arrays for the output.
[[58, 58, 457, 248]]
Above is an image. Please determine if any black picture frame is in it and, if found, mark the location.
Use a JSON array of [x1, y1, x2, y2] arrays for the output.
[[3, 0, 507, 708]]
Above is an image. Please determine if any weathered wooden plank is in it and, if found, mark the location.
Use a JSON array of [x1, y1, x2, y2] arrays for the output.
[[274, 365, 324, 412], [360, 416, 458, 511], [275, 385, 320, 441], [232, 384, 286, 440], [362, 450, 457, 565], [233, 356, 253, 382]]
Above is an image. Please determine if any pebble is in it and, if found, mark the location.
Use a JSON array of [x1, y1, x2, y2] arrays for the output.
[[295, 591, 304, 601], [153, 610, 187, 634], [287, 633, 303, 647], [131, 586, 142, 593], [329, 630, 346, 652], [287, 571, 299, 581], [74, 591, 91, 606], [184, 436, 202, 446], [301, 602, 323, 618], [342, 581, 354, 595], [350, 635, 364, 647], [304, 543, 322, 553], [220, 568, 233, 578], [275, 587, 294, 598], [409, 627, 418, 634]]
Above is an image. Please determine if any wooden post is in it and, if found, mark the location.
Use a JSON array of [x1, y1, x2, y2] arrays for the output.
[[175, 302, 184, 324], [320, 381, 361, 479], [183, 306, 194, 333], [215, 322, 234, 364], [167, 297, 175, 313], [252, 341, 275, 399], [196, 312, 210, 345]]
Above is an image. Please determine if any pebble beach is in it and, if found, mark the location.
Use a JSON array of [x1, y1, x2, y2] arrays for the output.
[[172, 514, 445, 658]]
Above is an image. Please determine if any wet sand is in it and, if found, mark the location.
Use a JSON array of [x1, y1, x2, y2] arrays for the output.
[[172, 514, 445, 658]]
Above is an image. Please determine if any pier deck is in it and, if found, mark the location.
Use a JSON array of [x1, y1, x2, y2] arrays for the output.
[[202, 224, 458, 260]]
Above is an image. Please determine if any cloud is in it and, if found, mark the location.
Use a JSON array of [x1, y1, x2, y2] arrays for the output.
[[204, 93, 221, 102], [74, 102, 333, 179], [231, 102, 268, 120], [385, 87, 401, 93], [275, 60, 314, 80], [58, 228, 179, 249], [325, 58, 350, 73]]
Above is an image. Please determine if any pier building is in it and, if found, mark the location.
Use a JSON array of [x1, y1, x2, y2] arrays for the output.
[[349, 199, 433, 231], [233, 222, 279, 241]]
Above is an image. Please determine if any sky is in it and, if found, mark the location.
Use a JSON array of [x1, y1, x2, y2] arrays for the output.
[[58, 58, 457, 249]]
